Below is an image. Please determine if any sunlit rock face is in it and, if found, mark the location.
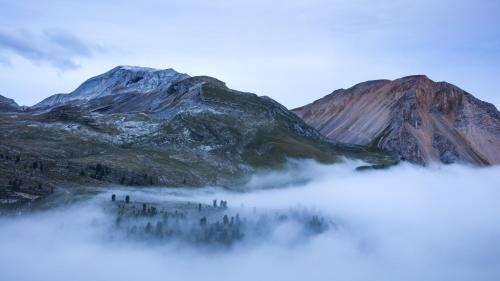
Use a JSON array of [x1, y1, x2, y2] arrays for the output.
[[293, 75, 500, 165]]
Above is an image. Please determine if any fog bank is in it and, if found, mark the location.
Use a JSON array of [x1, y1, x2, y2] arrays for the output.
[[1, 162, 499, 281]]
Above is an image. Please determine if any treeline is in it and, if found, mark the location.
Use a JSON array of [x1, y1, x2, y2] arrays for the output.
[[79, 163, 157, 186], [0, 150, 172, 188], [0, 151, 53, 193]]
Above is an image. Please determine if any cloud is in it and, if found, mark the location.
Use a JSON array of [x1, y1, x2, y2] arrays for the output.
[[0, 161, 499, 281], [0, 55, 10, 66], [0, 29, 97, 70]]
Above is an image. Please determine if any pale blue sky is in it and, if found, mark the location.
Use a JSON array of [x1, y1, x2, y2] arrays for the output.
[[1, 0, 499, 108]]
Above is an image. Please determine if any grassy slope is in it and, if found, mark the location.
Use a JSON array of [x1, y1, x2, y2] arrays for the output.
[[0, 83, 395, 195]]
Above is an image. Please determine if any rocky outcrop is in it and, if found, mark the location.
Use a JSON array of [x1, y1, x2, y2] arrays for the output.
[[293, 75, 500, 165], [33, 66, 190, 109], [0, 95, 20, 112]]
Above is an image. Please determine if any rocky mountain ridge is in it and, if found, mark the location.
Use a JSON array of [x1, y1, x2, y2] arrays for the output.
[[0, 95, 20, 112], [293, 75, 500, 165], [34, 66, 190, 109]]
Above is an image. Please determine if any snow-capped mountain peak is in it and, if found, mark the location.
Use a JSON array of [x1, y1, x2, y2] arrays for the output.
[[34, 66, 190, 109]]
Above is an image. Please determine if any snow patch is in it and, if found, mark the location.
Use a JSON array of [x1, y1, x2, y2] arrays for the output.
[[118, 65, 159, 72]]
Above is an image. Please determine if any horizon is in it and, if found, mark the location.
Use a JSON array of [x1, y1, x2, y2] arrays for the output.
[[3, 64, 499, 109], [1, 0, 499, 108]]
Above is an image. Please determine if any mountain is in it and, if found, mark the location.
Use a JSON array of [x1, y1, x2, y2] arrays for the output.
[[0, 66, 394, 203], [0, 95, 20, 112], [293, 75, 500, 165], [34, 66, 190, 109]]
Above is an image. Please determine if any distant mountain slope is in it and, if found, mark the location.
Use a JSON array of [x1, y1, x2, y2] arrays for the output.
[[0, 95, 20, 112], [293, 75, 500, 165], [0, 66, 394, 200], [34, 66, 190, 109]]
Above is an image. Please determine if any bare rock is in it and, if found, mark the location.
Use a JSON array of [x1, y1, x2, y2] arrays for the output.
[[0, 95, 20, 112], [293, 75, 500, 165]]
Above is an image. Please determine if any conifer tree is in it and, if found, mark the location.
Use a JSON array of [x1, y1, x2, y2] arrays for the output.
[[145, 222, 152, 233], [155, 222, 163, 235]]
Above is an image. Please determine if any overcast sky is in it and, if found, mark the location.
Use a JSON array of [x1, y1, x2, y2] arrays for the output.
[[1, 0, 499, 108]]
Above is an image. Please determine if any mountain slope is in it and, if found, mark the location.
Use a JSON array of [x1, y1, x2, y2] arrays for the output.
[[1, 67, 395, 203], [293, 75, 500, 165], [0, 95, 20, 112], [34, 66, 189, 109]]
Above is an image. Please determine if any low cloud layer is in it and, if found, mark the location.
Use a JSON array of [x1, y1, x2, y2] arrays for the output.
[[0, 29, 96, 70], [0, 161, 499, 281]]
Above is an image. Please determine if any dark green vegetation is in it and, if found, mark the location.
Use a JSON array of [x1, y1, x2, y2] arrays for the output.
[[109, 195, 330, 246], [0, 68, 396, 207]]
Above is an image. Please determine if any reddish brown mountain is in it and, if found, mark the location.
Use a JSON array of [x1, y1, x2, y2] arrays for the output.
[[293, 75, 500, 165]]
